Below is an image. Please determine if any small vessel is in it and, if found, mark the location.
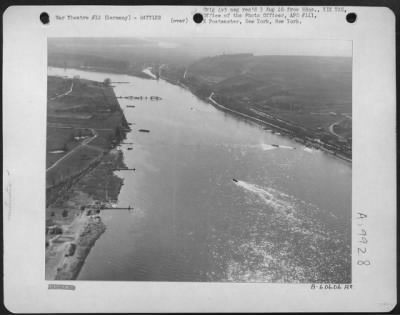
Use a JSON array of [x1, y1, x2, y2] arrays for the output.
[[138, 129, 150, 133], [232, 178, 238, 183], [127, 147, 133, 150], [271, 144, 279, 148], [127, 105, 136, 108]]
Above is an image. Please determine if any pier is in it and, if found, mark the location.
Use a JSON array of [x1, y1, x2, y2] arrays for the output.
[[113, 168, 136, 171], [117, 95, 162, 100], [101, 206, 134, 211]]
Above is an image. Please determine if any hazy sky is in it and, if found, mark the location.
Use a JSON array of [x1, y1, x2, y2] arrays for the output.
[[152, 38, 352, 58], [49, 37, 352, 64]]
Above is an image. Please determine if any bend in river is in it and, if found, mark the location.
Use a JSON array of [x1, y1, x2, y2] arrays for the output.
[[48, 67, 352, 283]]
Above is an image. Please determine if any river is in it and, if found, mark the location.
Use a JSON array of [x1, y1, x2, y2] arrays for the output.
[[48, 67, 352, 283]]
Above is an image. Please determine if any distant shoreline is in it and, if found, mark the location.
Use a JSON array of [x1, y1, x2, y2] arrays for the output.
[[47, 64, 156, 80]]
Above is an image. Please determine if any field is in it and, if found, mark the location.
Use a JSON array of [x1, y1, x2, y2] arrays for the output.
[[333, 117, 352, 139], [46, 75, 129, 189], [47, 76, 73, 99]]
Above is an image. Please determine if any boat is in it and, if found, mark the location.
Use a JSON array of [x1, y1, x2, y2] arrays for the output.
[[127, 147, 133, 150], [138, 129, 150, 133], [127, 105, 136, 108], [232, 178, 238, 183], [271, 144, 279, 148]]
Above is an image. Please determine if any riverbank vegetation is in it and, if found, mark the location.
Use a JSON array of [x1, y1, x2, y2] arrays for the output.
[[46, 75, 129, 280], [47, 75, 129, 185]]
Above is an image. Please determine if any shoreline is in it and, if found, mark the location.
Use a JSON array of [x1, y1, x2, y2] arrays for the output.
[[160, 73, 351, 164], [46, 149, 126, 280], [45, 78, 129, 280], [208, 93, 352, 164]]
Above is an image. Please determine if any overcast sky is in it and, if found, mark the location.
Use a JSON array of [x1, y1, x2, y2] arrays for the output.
[[152, 38, 352, 58], [49, 37, 352, 61]]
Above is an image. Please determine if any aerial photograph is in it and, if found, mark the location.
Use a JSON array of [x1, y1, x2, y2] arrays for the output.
[[45, 38, 352, 282]]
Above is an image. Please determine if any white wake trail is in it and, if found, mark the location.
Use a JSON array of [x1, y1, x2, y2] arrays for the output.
[[234, 180, 294, 213], [260, 144, 296, 151]]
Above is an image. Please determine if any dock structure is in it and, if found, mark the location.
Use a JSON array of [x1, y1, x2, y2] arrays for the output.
[[101, 206, 134, 211], [113, 169, 136, 171], [117, 95, 162, 100]]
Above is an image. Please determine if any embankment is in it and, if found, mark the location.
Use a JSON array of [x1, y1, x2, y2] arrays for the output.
[[55, 218, 106, 280], [46, 76, 130, 280]]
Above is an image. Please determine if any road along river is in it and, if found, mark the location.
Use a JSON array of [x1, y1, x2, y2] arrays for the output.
[[48, 67, 352, 283]]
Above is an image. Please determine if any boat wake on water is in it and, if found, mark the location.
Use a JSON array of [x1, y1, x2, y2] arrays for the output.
[[233, 179, 295, 214], [303, 147, 314, 153], [219, 143, 296, 151], [259, 143, 296, 151]]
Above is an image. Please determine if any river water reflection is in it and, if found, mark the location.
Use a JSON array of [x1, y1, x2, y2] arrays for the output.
[[48, 67, 352, 282]]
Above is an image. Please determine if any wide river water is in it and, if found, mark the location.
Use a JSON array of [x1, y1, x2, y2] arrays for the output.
[[48, 67, 352, 283]]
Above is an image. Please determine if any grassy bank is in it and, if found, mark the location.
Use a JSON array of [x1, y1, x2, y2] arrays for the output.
[[46, 75, 129, 186], [45, 75, 130, 280]]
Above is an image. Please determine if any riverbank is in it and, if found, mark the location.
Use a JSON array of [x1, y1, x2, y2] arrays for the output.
[[46, 74, 130, 280], [208, 93, 352, 163], [55, 217, 106, 280], [46, 148, 127, 280], [160, 72, 351, 164]]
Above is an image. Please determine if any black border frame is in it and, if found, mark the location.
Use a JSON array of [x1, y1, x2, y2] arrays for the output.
[[1, 1, 398, 313]]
